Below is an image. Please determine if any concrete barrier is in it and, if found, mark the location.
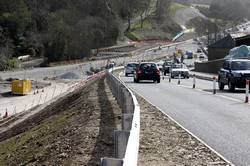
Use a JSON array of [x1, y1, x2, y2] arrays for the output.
[[102, 67, 140, 166], [194, 59, 225, 74]]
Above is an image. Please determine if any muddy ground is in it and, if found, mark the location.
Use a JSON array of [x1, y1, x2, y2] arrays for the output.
[[137, 95, 230, 166], [0, 78, 122, 166]]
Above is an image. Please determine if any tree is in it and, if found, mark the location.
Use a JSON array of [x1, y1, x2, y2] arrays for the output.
[[138, 0, 151, 29], [210, 0, 248, 21], [119, 0, 151, 31], [155, 0, 172, 21]]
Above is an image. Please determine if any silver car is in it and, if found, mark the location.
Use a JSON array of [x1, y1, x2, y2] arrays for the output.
[[125, 62, 139, 76], [170, 63, 190, 79]]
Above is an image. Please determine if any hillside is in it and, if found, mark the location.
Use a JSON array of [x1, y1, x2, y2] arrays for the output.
[[0, 0, 155, 69]]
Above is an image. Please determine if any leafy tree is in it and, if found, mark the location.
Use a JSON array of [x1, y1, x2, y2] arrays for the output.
[[155, 0, 172, 21]]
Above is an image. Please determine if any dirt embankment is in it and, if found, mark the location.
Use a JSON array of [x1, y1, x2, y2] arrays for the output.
[[0, 78, 122, 166], [137, 95, 230, 166]]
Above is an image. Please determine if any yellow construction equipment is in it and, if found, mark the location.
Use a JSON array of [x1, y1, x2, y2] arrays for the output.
[[12, 80, 32, 95]]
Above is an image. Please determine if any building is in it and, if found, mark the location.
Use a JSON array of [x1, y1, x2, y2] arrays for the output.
[[195, 33, 250, 73], [208, 34, 250, 61]]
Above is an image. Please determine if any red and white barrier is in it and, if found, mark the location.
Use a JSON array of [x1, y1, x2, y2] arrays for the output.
[[213, 77, 217, 94], [193, 74, 196, 89], [245, 80, 249, 103]]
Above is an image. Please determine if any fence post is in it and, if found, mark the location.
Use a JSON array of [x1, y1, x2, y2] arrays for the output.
[[52, 86, 56, 99], [122, 114, 133, 131], [101, 158, 123, 166], [114, 130, 130, 159]]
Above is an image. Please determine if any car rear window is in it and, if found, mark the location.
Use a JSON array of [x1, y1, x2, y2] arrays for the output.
[[164, 62, 171, 66], [140, 63, 157, 70], [231, 61, 250, 70], [172, 64, 182, 69], [127, 63, 138, 67]]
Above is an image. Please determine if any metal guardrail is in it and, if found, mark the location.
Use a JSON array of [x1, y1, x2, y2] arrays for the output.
[[101, 67, 140, 166]]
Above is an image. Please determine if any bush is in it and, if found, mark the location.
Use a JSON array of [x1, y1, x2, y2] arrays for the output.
[[125, 31, 140, 41], [0, 56, 19, 71], [7, 59, 19, 69]]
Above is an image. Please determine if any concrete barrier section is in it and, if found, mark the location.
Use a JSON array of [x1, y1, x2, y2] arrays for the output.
[[103, 67, 140, 166]]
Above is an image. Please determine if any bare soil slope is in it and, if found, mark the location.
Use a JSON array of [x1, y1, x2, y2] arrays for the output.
[[0, 78, 122, 166]]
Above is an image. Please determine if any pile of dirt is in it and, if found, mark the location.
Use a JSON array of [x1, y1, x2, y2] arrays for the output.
[[137, 95, 230, 166], [0, 78, 122, 165]]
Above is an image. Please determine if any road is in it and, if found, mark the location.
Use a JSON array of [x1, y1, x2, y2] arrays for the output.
[[0, 61, 106, 81], [120, 73, 250, 166]]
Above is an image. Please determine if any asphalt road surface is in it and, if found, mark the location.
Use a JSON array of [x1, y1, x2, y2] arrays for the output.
[[120, 73, 250, 166]]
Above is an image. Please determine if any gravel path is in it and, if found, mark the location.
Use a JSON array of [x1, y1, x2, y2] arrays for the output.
[[137, 95, 230, 166]]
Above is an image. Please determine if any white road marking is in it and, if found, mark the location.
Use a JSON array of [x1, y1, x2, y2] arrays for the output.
[[170, 81, 249, 105], [124, 83, 235, 166]]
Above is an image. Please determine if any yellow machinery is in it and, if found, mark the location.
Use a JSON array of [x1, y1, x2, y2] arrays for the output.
[[12, 80, 32, 95]]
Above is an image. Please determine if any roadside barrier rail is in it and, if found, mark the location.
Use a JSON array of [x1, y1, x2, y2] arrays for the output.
[[102, 67, 140, 166]]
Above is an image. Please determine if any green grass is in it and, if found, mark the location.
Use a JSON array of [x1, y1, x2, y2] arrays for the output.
[[131, 20, 153, 31], [0, 111, 76, 165], [127, 19, 153, 41], [169, 3, 188, 15], [125, 31, 140, 41]]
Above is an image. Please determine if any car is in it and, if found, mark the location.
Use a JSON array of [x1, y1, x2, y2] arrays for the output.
[[198, 54, 205, 59], [134, 62, 161, 83], [105, 61, 116, 69], [156, 61, 164, 71], [197, 48, 202, 53], [170, 63, 190, 79], [125, 62, 139, 76], [186, 51, 193, 59], [218, 59, 250, 91], [162, 60, 173, 75]]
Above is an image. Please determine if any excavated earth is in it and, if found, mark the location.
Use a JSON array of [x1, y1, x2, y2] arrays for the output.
[[0, 74, 231, 166], [0, 78, 122, 166]]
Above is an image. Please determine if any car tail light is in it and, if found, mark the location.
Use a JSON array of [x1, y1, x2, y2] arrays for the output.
[[156, 69, 160, 75], [137, 70, 142, 74]]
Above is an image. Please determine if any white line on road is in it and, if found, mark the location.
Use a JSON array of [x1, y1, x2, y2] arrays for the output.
[[129, 87, 235, 166], [119, 72, 235, 164], [176, 82, 248, 104]]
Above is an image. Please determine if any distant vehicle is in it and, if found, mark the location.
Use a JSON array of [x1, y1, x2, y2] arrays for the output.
[[163, 61, 173, 75], [218, 59, 250, 91], [106, 61, 116, 69], [197, 48, 202, 53], [186, 51, 193, 59], [125, 62, 139, 76], [199, 54, 205, 59], [18, 55, 31, 61], [170, 63, 189, 79], [156, 61, 164, 71], [134, 62, 161, 83]]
